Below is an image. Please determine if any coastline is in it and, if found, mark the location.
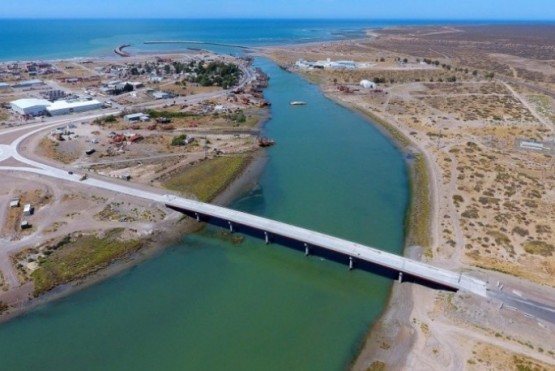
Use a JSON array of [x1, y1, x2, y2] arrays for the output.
[[0, 140, 268, 324], [319, 90, 432, 370]]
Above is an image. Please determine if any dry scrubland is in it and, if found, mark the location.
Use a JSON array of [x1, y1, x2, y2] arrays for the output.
[[265, 25, 555, 370]]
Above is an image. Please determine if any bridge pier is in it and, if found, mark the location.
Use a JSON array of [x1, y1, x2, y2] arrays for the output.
[[264, 231, 270, 244], [349, 256, 354, 270], [398, 272, 403, 283], [228, 221, 233, 233], [304, 243, 310, 256], [195, 213, 200, 222]]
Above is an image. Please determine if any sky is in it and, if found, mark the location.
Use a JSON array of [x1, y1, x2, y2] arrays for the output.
[[2, 0, 555, 20]]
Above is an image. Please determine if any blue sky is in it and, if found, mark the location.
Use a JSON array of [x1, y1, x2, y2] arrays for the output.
[[3, 0, 555, 20]]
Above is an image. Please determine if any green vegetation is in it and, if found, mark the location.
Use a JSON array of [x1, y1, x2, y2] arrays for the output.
[[31, 229, 143, 296], [366, 361, 386, 371], [523, 241, 554, 256], [354, 108, 431, 252], [112, 83, 134, 96], [185, 60, 242, 89], [147, 110, 198, 119], [408, 154, 432, 254], [171, 134, 187, 146], [163, 155, 251, 202], [513, 355, 548, 371]]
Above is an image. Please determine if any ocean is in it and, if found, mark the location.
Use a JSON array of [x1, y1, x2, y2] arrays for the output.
[[0, 18, 511, 61]]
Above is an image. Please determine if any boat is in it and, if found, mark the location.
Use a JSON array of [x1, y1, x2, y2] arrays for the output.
[[258, 137, 275, 147], [290, 101, 306, 106]]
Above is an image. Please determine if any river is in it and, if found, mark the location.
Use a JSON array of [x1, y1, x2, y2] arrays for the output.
[[0, 58, 408, 370]]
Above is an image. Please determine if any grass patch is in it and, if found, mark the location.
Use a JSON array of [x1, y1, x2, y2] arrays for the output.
[[353, 108, 431, 251], [147, 110, 199, 119], [163, 155, 251, 202], [31, 229, 143, 296], [366, 361, 386, 371], [523, 241, 554, 256], [406, 154, 432, 252]]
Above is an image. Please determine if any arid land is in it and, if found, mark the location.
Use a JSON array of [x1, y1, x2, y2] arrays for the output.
[[0, 52, 270, 318], [262, 25, 555, 371]]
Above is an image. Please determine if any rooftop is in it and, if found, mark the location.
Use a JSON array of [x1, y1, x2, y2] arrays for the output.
[[11, 98, 51, 109]]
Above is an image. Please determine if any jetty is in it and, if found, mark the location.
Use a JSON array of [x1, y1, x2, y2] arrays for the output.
[[114, 44, 131, 57], [144, 40, 250, 50]]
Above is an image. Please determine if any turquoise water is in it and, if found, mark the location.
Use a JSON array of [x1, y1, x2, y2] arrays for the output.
[[0, 19, 376, 60], [0, 20, 410, 370], [0, 57, 408, 370], [0, 18, 511, 61]]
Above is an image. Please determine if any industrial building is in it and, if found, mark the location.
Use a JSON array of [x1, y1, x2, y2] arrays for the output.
[[10, 98, 51, 116], [11, 79, 44, 88], [46, 99, 103, 116]]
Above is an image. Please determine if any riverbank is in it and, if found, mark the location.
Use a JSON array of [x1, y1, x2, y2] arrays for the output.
[[321, 82, 434, 371], [0, 146, 267, 323], [260, 28, 555, 369]]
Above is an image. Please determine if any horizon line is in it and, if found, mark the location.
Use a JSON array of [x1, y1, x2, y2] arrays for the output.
[[0, 17, 554, 22]]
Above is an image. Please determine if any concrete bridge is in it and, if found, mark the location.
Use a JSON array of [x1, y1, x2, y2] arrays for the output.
[[163, 195, 487, 297], [0, 114, 487, 298], [0, 156, 488, 298]]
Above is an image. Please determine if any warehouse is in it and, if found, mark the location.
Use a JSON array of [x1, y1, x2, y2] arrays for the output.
[[10, 98, 51, 116], [46, 99, 103, 116]]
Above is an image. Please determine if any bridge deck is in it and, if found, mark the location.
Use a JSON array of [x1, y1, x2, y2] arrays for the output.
[[162, 195, 487, 297], [2, 166, 487, 297]]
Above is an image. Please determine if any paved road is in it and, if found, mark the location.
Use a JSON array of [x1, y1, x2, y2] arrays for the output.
[[488, 289, 555, 324], [0, 119, 490, 298]]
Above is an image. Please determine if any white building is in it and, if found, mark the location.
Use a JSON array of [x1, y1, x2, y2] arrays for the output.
[[10, 98, 51, 116], [360, 80, 377, 89], [124, 113, 150, 122], [46, 99, 103, 116]]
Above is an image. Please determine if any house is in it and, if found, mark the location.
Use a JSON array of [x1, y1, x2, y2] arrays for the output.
[[152, 91, 172, 100], [20, 221, 31, 229], [124, 113, 150, 122], [23, 203, 33, 216], [360, 80, 377, 89], [9, 199, 20, 208]]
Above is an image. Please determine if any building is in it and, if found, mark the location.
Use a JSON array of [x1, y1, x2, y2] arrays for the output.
[[46, 99, 103, 116], [124, 113, 150, 122], [152, 91, 173, 100], [11, 79, 44, 88], [360, 80, 377, 89], [41, 90, 66, 101], [23, 203, 33, 216], [10, 98, 51, 116], [9, 199, 20, 208]]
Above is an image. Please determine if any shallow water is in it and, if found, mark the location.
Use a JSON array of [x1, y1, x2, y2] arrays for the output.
[[0, 58, 408, 370]]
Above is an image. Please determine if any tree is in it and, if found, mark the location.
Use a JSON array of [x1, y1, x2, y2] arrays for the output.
[[171, 134, 187, 146]]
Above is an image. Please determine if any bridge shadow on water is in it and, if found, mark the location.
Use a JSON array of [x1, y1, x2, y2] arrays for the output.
[[169, 206, 457, 293]]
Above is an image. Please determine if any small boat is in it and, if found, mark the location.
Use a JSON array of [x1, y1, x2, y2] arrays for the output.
[[290, 101, 306, 106], [258, 137, 275, 147]]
